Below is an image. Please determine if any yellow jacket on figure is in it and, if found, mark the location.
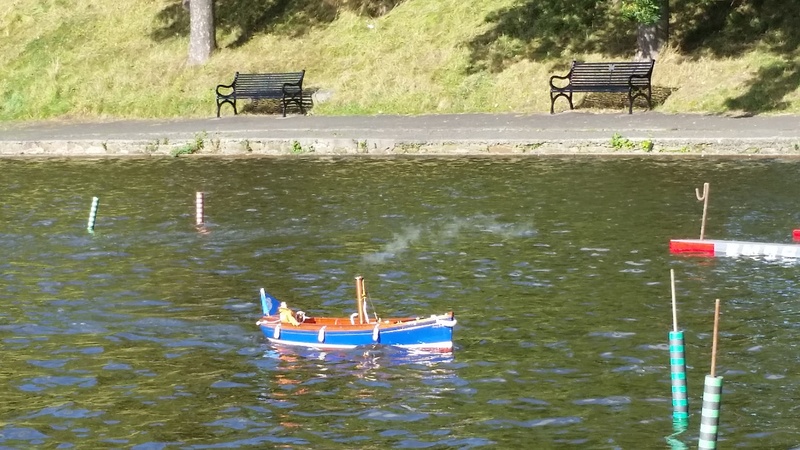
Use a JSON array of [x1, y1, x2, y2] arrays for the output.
[[278, 302, 300, 326]]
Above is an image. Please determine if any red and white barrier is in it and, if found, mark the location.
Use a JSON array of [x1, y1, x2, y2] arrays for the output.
[[670, 239, 800, 258]]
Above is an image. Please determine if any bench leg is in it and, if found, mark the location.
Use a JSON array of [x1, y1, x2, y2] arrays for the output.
[[628, 91, 633, 114], [280, 96, 305, 117], [628, 88, 652, 114], [217, 99, 237, 117], [550, 92, 573, 114]]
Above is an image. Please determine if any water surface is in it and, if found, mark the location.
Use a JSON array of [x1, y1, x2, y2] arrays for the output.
[[2, 156, 800, 448]]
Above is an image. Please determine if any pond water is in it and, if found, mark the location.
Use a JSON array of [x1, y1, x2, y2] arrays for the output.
[[2, 156, 800, 449]]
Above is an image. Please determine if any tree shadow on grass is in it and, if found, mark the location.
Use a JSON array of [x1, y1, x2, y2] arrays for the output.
[[670, 0, 800, 114], [673, 0, 800, 57], [464, 0, 637, 74], [216, 88, 318, 116], [553, 85, 677, 113], [724, 60, 800, 114], [240, 89, 317, 115], [220, 87, 325, 116], [151, 0, 404, 47], [465, 0, 800, 70]]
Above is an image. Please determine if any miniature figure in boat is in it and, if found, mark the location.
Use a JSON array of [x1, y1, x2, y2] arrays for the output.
[[256, 276, 456, 352], [278, 301, 300, 326]]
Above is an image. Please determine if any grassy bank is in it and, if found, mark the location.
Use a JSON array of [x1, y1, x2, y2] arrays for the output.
[[1, 0, 799, 121]]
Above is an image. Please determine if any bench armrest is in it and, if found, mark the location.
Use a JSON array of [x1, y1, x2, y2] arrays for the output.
[[216, 82, 234, 97], [549, 73, 570, 89], [628, 73, 651, 86], [282, 81, 303, 95]]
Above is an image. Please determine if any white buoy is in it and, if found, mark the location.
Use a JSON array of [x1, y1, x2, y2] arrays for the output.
[[87, 196, 99, 233], [195, 192, 204, 226]]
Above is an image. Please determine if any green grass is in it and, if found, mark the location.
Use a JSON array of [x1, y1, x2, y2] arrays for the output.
[[1, 0, 799, 121]]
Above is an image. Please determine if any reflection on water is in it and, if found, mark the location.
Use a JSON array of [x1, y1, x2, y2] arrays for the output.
[[2, 157, 800, 448], [665, 419, 689, 450]]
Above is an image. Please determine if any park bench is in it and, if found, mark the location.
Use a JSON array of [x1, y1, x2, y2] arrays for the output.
[[549, 60, 655, 114], [216, 70, 306, 117]]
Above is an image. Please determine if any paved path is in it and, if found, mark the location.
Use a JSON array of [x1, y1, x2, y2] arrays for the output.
[[1, 112, 798, 156]]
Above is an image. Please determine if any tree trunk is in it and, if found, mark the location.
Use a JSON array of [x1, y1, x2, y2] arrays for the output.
[[656, 0, 669, 53], [636, 0, 669, 60], [636, 23, 659, 60], [188, 0, 215, 66]]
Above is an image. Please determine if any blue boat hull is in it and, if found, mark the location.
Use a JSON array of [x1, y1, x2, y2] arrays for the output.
[[257, 313, 456, 352]]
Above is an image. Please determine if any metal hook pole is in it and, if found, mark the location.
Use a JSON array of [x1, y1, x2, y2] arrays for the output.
[[695, 182, 710, 240]]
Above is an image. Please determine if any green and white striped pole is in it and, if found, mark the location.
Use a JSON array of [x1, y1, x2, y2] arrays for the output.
[[87, 196, 99, 233], [698, 299, 723, 450], [669, 269, 689, 424]]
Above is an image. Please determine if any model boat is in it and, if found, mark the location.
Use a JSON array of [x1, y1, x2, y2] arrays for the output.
[[256, 276, 456, 352]]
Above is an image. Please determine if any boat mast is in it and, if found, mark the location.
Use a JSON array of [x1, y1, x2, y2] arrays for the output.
[[355, 276, 367, 324]]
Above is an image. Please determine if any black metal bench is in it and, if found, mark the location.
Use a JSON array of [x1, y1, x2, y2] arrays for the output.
[[216, 71, 305, 117], [549, 60, 655, 114]]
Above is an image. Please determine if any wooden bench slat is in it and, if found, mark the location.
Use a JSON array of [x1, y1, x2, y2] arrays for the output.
[[549, 60, 655, 114], [216, 70, 306, 117]]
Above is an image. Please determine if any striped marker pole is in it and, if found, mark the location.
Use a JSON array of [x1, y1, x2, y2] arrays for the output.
[[87, 196, 99, 233], [195, 192, 204, 226], [698, 299, 723, 450], [669, 270, 689, 423], [670, 331, 688, 421], [699, 375, 723, 449]]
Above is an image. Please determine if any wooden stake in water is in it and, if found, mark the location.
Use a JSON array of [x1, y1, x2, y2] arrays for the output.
[[87, 196, 99, 233], [695, 183, 710, 240], [710, 299, 720, 378], [698, 299, 723, 450], [671, 269, 678, 333], [355, 276, 365, 325], [669, 269, 688, 423], [195, 192, 204, 226]]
